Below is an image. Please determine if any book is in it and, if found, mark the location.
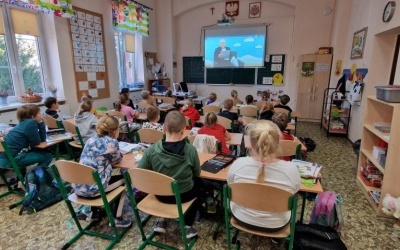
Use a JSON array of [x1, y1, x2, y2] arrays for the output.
[[118, 142, 139, 154], [46, 132, 72, 142], [201, 154, 236, 174], [291, 159, 322, 179]]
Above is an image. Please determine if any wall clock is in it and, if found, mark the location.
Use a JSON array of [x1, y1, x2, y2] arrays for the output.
[[383, 1, 396, 23]]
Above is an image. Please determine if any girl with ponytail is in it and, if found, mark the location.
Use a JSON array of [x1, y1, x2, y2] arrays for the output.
[[227, 120, 301, 233]]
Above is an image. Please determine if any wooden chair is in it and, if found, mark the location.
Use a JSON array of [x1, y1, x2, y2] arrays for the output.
[[255, 101, 267, 111], [160, 96, 177, 105], [52, 160, 130, 249], [201, 105, 220, 115], [137, 102, 153, 111], [274, 107, 292, 120], [0, 140, 25, 209], [123, 168, 197, 250], [238, 106, 258, 118], [217, 115, 235, 132], [184, 116, 192, 129], [107, 110, 134, 142], [277, 140, 302, 160], [134, 128, 164, 144], [61, 120, 85, 161], [224, 183, 297, 250], [43, 116, 73, 160]]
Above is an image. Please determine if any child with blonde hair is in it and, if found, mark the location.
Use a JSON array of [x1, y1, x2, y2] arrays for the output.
[[141, 91, 156, 106], [206, 92, 220, 107], [198, 112, 231, 155], [74, 100, 98, 144], [142, 106, 162, 131], [231, 90, 243, 106], [227, 120, 300, 234], [73, 115, 131, 227]]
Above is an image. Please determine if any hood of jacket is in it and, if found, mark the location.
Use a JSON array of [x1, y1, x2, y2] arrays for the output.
[[152, 141, 186, 169], [74, 112, 93, 123]]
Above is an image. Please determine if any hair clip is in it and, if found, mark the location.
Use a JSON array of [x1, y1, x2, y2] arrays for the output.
[[261, 161, 267, 168]]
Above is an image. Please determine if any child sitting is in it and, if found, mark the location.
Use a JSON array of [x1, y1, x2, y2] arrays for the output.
[[141, 91, 156, 106], [181, 98, 200, 128], [165, 89, 173, 98], [138, 111, 200, 238], [142, 106, 163, 131], [74, 101, 98, 144], [206, 92, 220, 107], [274, 94, 292, 112], [219, 99, 243, 126], [243, 95, 257, 108], [198, 112, 231, 155], [259, 101, 275, 120], [73, 115, 131, 227], [231, 90, 243, 106], [3, 104, 52, 173], [272, 112, 293, 140], [44, 97, 60, 120], [227, 120, 300, 234], [81, 94, 98, 116], [120, 88, 135, 109], [116, 93, 141, 131]]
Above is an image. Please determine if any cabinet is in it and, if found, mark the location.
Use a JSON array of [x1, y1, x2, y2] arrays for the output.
[[147, 78, 171, 94], [297, 54, 332, 121], [321, 88, 351, 136], [356, 96, 400, 216]]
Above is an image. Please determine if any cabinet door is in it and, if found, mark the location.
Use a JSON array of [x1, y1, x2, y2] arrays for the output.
[[309, 94, 324, 120], [296, 93, 312, 119], [314, 54, 332, 95]]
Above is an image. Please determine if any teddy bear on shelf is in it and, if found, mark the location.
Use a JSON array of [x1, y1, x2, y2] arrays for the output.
[[382, 193, 400, 230]]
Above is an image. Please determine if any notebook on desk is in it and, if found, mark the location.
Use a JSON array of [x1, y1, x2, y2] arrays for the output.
[[201, 154, 236, 174]]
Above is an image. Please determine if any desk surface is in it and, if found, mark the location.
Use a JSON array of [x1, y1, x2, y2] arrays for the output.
[[115, 152, 322, 192]]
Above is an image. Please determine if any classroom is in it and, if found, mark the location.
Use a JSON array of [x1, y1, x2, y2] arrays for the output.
[[0, 0, 399, 249]]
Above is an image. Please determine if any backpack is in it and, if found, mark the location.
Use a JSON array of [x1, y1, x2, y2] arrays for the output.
[[299, 137, 317, 152], [19, 166, 66, 215], [309, 191, 344, 232], [294, 223, 347, 250]]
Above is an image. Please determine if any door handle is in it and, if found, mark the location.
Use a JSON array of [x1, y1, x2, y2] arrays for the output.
[[314, 86, 317, 93], [308, 95, 311, 101]]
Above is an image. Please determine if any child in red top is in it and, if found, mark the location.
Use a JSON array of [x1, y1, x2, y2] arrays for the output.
[[272, 112, 294, 140], [181, 98, 200, 128], [198, 112, 231, 155]]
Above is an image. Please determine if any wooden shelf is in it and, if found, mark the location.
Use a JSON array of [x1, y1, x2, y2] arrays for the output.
[[360, 148, 385, 173], [364, 124, 390, 143], [356, 176, 380, 213], [322, 119, 347, 134]]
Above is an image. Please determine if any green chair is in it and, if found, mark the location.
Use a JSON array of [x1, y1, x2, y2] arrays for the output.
[[0, 140, 27, 209], [107, 110, 135, 142], [124, 168, 197, 250], [52, 160, 130, 250], [224, 183, 297, 250], [61, 120, 85, 161], [43, 116, 73, 160]]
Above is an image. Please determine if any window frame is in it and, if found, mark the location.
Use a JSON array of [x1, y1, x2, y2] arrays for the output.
[[0, 4, 49, 100]]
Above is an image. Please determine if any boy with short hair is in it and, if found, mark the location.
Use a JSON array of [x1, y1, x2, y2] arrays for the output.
[[142, 106, 163, 131], [141, 91, 156, 106], [44, 97, 60, 120], [274, 94, 292, 112], [219, 99, 243, 125], [272, 112, 293, 140], [138, 111, 200, 238]]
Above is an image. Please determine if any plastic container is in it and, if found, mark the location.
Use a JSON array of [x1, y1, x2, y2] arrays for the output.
[[375, 86, 400, 103]]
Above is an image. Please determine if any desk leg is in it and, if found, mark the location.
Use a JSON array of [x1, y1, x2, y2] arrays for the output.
[[300, 192, 307, 223]]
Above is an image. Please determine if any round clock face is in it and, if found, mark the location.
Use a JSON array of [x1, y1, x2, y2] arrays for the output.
[[383, 1, 396, 22]]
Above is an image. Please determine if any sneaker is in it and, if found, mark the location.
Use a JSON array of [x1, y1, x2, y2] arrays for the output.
[[153, 218, 167, 233], [76, 210, 99, 222], [111, 217, 132, 228], [185, 226, 198, 239]]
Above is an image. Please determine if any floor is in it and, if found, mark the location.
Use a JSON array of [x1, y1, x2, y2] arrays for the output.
[[0, 122, 399, 250]]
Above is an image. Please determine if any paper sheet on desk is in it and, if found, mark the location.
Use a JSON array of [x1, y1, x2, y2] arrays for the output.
[[118, 142, 139, 154]]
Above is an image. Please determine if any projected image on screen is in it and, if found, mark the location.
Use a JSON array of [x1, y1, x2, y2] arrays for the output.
[[204, 25, 267, 68]]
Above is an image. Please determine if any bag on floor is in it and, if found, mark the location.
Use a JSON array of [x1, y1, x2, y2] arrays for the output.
[[309, 191, 344, 232], [294, 223, 347, 250], [299, 137, 317, 152], [19, 166, 66, 215]]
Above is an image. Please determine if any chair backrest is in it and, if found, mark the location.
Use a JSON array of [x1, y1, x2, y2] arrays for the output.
[[161, 97, 176, 104], [183, 116, 192, 129], [127, 168, 174, 196], [277, 140, 301, 159], [173, 82, 181, 92], [255, 101, 267, 110], [239, 106, 258, 117], [179, 82, 188, 92], [202, 105, 220, 115], [137, 102, 152, 110], [43, 116, 60, 129], [274, 107, 290, 115], [136, 128, 164, 144], [54, 160, 96, 185], [107, 110, 126, 120], [62, 120, 85, 145], [228, 182, 292, 212], [217, 115, 234, 130]]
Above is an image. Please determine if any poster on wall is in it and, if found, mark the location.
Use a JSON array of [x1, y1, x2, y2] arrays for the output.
[[301, 62, 315, 77], [69, 7, 110, 100]]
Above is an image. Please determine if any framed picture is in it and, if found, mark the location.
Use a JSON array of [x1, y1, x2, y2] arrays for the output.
[[249, 2, 261, 18], [351, 27, 368, 60]]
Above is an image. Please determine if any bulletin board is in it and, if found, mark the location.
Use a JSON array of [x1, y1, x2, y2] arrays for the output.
[[257, 54, 285, 85], [69, 7, 109, 100]]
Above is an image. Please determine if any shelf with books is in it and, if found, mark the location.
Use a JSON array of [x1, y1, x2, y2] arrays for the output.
[[360, 149, 384, 173]]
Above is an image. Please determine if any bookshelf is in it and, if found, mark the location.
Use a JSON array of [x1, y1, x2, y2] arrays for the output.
[[356, 96, 400, 216]]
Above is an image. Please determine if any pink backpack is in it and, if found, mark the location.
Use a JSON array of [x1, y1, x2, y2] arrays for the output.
[[309, 191, 343, 232]]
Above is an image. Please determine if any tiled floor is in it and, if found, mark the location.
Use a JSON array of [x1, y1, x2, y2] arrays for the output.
[[0, 122, 399, 249]]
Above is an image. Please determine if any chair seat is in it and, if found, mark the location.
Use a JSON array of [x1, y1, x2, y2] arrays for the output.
[[69, 141, 82, 149], [68, 186, 125, 206], [137, 194, 195, 219], [230, 217, 290, 238]]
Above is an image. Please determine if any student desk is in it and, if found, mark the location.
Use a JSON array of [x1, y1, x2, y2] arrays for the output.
[[182, 130, 243, 147], [244, 135, 307, 151], [115, 151, 323, 223]]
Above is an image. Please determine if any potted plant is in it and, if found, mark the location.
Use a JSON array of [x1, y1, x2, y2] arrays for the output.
[[47, 85, 58, 97], [0, 89, 9, 105]]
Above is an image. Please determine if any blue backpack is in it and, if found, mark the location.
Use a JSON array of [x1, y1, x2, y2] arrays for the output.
[[19, 166, 67, 215]]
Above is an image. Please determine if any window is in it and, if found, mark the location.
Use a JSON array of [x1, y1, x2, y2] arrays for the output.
[[0, 6, 47, 97], [115, 31, 142, 89]]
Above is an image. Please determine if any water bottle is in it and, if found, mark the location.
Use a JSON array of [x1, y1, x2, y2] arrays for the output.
[[35, 167, 44, 183]]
